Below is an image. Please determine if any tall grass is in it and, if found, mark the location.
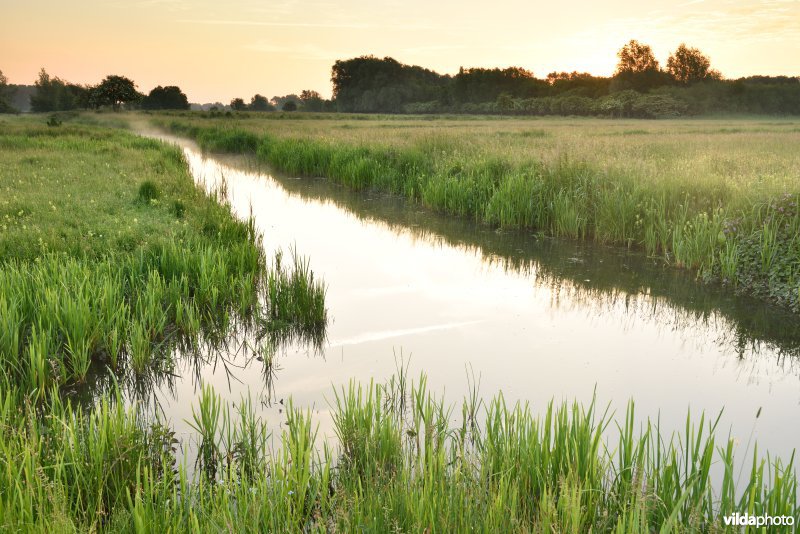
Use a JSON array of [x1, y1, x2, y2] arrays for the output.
[[0, 238, 328, 396], [0, 373, 795, 531], [160, 117, 800, 312], [0, 119, 327, 398]]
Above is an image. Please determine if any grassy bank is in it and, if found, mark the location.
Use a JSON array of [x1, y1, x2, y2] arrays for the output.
[[1, 115, 797, 531], [0, 371, 797, 531], [0, 117, 326, 396], [155, 113, 800, 312]]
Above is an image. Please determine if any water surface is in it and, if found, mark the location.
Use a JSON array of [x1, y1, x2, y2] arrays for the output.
[[133, 133, 800, 463]]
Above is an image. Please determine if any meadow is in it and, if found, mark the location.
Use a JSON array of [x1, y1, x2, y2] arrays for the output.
[[155, 112, 800, 312], [0, 114, 797, 531], [0, 116, 327, 394]]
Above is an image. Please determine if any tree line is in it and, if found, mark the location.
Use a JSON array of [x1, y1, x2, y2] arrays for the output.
[[0, 69, 190, 113], [330, 41, 800, 117], [227, 90, 333, 112], [0, 67, 331, 114], [2, 40, 798, 117]]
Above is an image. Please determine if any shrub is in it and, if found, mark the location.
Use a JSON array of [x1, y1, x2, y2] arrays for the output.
[[137, 180, 160, 203]]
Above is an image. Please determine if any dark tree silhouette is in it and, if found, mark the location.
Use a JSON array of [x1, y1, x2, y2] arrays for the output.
[[142, 85, 190, 110], [230, 97, 247, 111], [667, 44, 721, 84], [91, 75, 141, 110], [249, 94, 273, 111], [282, 100, 297, 111], [300, 89, 325, 111], [0, 69, 13, 113], [331, 56, 446, 112], [29, 69, 89, 112], [612, 41, 671, 92], [615, 40, 660, 73]]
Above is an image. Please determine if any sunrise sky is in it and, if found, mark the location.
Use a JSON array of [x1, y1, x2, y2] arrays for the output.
[[2, 0, 798, 103]]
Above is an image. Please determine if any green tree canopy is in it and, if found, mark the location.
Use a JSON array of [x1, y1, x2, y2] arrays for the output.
[[667, 44, 721, 84], [90, 75, 141, 110]]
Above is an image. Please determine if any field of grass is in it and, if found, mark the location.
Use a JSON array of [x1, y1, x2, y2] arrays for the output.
[[154, 112, 800, 312], [0, 114, 797, 531], [0, 116, 326, 395]]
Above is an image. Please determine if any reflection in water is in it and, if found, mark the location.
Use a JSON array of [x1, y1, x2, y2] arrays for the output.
[[71, 312, 326, 418], [263, 162, 800, 363], [124, 132, 799, 469]]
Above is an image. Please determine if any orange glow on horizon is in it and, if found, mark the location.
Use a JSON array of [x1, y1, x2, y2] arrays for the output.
[[1, 0, 798, 103]]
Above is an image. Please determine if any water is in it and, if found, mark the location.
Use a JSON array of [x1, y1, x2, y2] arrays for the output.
[[133, 132, 800, 464]]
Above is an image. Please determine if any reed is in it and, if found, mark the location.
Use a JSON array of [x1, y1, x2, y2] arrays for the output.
[[1, 372, 794, 531], [157, 114, 800, 312], [0, 119, 328, 395]]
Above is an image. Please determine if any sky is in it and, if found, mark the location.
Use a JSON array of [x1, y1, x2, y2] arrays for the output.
[[1, 0, 799, 103]]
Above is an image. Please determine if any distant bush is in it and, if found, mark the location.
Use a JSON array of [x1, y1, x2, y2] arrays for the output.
[[631, 94, 687, 118]]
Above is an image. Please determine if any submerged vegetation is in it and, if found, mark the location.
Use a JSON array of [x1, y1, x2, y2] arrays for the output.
[[158, 114, 800, 312]]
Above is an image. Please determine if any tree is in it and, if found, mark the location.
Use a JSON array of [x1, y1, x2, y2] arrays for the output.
[[270, 94, 301, 110], [667, 44, 721, 84], [90, 75, 141, 110], [249, 94, 274, 111], [29, 68, 89, 112], [282, 100, 297, 111], [612, 40, 671, 92], [615, 40, 660, 74], [495, 92, 515, 114], [300, 89, 325, 111], [0, 69, 13, 113], [230, 97, 247, 111], [142, 85, 189, 110], [331, 56, 447, 112]]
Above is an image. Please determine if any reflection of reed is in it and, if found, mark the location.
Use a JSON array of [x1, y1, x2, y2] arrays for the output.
[[70, 304, 328, 416], [252, 155, 800, 365]]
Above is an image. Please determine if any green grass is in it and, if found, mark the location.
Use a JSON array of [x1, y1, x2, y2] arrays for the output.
[[153, 112, 800, 312], [0, 114, 796, 531], [0, 370, 796, 532], [0, 116, 327, 396]]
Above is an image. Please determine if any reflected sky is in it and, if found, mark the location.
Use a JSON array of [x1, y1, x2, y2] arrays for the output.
[[128, 134, 800, 468]]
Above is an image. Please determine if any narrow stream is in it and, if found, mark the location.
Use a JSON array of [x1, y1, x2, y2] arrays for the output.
[[134, 132, 800, 465]]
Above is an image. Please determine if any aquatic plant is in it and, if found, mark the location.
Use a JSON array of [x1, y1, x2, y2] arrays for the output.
[[158, 115, 800, 312], [0, 373, 795, 531]]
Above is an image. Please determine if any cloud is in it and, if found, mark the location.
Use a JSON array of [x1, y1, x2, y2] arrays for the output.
[[244, 41, 365, 61], [590, 0, 800, 44], [133, 0, 192, 10], [180, 18, 372, 29], [180, 17, 447, 31]]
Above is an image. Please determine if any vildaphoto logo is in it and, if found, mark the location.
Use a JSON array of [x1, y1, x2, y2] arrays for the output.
[[722, 513, 795, 527]]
